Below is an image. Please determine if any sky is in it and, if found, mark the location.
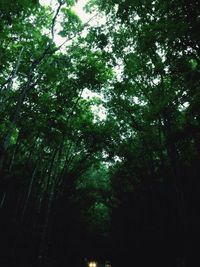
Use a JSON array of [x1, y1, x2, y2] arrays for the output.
[[39, 0, 96, 23], [73, 0, 90, 22], [39, 0, 106, 49], [39, 0, 90, 46], [39, 0, 107, 121]]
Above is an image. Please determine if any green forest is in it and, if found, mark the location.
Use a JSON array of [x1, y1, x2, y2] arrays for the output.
[[0, 0, 200, 266]]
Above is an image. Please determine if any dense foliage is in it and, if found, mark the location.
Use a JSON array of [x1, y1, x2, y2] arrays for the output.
[[0, 0, 200, 266]]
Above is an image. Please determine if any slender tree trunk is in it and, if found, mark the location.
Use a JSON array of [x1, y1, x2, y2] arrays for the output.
[[37, 182, 55, 262], [0, 47, 24, 92], [0, 45, 51, 165], [8, 133, 21, 172], [163, 113, 187, 266], [21, 163, 38, 222], [0, 192, 6, 208], [36, 148, 58, 261], [158, 117, 165, 174], [37, 139, 64, 262]]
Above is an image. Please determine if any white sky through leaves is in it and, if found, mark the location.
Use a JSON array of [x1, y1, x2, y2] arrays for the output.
[[39, 0, 107, 121]]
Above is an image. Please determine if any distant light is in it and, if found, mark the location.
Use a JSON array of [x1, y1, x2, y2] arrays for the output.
[[89, 261, 97, 267], [105, 261, 111, 267]]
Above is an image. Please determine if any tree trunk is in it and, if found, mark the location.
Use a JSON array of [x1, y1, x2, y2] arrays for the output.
[[21, 163, 38, 222]]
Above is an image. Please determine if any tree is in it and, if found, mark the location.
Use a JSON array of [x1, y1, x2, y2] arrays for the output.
[[0, 1, 113, 264], [1, 0, 200, 266], [84, 0, 200, 266]]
